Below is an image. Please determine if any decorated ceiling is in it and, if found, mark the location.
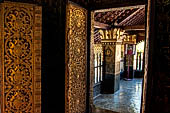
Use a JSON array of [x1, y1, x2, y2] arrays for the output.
[[94, 5, 145, 27], [94, 5, 145, 44]]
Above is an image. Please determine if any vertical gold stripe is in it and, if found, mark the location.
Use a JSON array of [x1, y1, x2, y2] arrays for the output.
[[65, 2, 87, 113]]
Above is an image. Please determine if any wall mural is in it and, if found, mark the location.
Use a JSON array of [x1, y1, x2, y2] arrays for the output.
[[65, 2, 87, 113], [0, 2, 41, 113], [104, 45, 115, 74]]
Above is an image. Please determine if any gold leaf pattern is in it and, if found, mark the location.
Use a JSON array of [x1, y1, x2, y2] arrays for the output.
[[65, 2, 87, 113], [0, 2, 41, 113], [4, 6, 33, 113]]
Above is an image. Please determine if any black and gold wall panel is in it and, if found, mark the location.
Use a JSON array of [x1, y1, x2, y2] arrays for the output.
[[0, 2, 41, 113], [104, 45, 115, 74], [65, 2, 87, 113]]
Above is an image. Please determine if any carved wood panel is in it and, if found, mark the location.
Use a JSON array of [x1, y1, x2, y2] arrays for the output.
[[0, 2, 41, 113], [65, 2, 87, 113]]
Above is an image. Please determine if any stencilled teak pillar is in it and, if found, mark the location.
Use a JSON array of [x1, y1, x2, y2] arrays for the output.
[[99, 28, 123, 94], [101, 42, 121, 94], [0, 2, 41, 113], [123, 35, 136, 79]]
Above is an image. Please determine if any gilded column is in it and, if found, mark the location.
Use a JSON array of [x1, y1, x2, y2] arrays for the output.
[[100, 28, 122, 94]]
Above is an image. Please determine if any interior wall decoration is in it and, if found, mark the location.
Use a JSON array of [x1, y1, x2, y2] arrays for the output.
[[98, 28, 124, 41], [0, 2, 41, 113], [65, 2, 87, 113], [104, 45, 115, 74], [123, 35, 136, 44]]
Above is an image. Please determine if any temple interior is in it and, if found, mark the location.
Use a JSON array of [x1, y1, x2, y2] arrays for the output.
[[92, 5, 145, 113], [0, 0, 170, 113]]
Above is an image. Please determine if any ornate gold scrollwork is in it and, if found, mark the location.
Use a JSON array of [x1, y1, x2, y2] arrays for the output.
[[0, 2, 41, 113], [65, 2, 87, 113], [4, 6, 33, 113]]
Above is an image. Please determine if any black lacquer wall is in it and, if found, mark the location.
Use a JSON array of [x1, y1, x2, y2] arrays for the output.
[[41, 1, 66, 113], [145, 1, 170, 113]]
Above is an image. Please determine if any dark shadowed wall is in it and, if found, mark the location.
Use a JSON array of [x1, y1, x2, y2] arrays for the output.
[[41, 1, 66, 113]]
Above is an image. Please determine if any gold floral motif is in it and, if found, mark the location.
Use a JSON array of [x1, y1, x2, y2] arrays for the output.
[[3, 5, 33, 112], [5, 89, 32, 112], [0, 2, 41, 113], [65, 2, 87, 113], [5, 37, 31, 59], [6, 63, 31, 86], [5, 7, 32, 33]]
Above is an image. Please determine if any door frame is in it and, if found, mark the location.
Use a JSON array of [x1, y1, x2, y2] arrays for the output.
[[88, 0, 153, 113]]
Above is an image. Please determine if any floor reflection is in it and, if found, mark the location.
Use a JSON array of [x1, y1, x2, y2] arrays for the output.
[[94, 78, 143, 113]]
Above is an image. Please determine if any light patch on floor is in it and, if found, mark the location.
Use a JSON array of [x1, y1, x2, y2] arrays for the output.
[[94, 78, 143, 113]]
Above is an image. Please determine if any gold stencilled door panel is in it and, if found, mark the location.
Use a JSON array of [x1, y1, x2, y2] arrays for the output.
[[65, 2, 87, 113], [0, 2, 41, 113]]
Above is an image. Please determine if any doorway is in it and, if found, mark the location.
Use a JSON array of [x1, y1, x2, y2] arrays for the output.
[[65, 1, 151, 113], [91, 5, 147, 113]]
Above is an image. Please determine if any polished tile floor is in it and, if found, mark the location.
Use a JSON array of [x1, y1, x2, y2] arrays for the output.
[[94, 78, 143, 113]]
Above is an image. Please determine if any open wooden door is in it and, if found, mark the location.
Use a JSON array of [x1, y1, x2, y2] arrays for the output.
[[65, 1, 88, 113], [0, 2, 41, 113]]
